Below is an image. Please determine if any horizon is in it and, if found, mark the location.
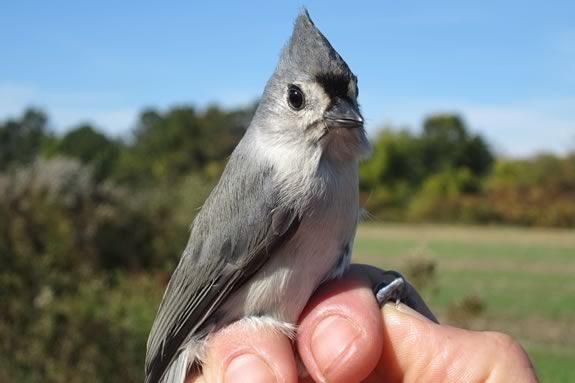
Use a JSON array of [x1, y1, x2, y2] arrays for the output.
[[1, 1, 574, 156]]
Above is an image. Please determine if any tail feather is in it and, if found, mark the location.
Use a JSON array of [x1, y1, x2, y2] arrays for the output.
[[150, 348, 190, 383]]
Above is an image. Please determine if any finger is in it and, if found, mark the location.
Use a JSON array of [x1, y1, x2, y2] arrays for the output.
[[202, 319, 298, 383], [374, 303, 538, 382], [296, 264, 384, 383]]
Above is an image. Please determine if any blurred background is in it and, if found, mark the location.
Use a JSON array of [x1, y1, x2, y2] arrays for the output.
[[1, 1, 573, 382]]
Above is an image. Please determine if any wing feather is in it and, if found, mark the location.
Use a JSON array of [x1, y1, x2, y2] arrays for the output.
[[145, 147, 300, 383]]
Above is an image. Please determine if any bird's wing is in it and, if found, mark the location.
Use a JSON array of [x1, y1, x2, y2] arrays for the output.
[[145, 150, 300, 383]]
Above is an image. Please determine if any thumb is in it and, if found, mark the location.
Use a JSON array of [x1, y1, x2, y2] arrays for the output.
[[373, 303, 538, 383]]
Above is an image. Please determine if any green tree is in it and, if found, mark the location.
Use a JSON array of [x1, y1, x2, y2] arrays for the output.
[[360, 114, 495, 220], [360, 128, 424, 190], [115, 104, 255, 185], [49, 124, 122, 181], [0, 108, 49, 170], [420, 114, 493, 177]]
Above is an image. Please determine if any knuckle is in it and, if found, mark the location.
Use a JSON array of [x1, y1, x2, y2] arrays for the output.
[[484, 331, 523, 355]]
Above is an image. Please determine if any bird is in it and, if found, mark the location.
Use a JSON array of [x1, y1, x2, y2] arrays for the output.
[[145, 9, 370, 383]]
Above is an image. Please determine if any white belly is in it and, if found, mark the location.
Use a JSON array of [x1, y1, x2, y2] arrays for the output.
[[219, 161, 359, 325]]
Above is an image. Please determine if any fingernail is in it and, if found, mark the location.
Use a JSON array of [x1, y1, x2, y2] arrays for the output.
[[224, 353, 277, 383], [384, 302, 433, 322], [311, 315, 361, 377]]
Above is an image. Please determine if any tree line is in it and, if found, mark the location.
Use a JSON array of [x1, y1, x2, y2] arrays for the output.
[[3, 106, 574, 228]]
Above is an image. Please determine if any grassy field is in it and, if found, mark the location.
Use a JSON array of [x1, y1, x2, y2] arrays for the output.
[[352, 224, 575, 383]]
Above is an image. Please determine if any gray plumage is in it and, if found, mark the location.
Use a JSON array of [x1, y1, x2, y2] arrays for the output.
[[145, 10, 370, 383]]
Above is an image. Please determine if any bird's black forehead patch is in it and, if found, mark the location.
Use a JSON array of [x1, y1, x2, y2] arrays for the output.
[[316, 73, 353, 100]]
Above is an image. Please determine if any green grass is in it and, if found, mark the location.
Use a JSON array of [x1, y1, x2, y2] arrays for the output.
[[353, 223, 575, 383]]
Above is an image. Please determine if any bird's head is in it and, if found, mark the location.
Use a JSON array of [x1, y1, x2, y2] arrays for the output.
[[253, 10, 371, 162]]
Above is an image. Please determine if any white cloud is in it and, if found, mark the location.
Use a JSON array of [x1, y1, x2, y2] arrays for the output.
[[52, 108, 138, 135], [0, 83, 39, 118], [0, 83, 138, 135], [461, 103, 575, 156], [365, 97, 575, 157]]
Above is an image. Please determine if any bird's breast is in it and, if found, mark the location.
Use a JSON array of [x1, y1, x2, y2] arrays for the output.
[[219, 160, 359, 324]]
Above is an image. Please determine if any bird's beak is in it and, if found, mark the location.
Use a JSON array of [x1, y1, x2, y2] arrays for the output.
[[323, 98, 364, 129]]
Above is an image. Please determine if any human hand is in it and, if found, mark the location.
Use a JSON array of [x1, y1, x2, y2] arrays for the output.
[[186, 264, 538, 382]]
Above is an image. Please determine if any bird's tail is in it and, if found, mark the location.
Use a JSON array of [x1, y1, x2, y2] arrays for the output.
[[149, 348, 191, 383]]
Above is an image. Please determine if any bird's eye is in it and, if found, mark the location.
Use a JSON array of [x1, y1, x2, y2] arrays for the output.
[[287, 85, 305, 110]]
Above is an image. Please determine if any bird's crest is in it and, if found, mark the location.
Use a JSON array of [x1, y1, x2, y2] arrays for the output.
[[276, 9, 352, 79]]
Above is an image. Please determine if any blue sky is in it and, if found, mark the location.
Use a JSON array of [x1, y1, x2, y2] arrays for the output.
[[1, 1, 573, 156]]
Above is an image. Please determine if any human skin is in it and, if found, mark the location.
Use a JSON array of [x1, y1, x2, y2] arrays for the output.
[[186, 264, 539, 383]]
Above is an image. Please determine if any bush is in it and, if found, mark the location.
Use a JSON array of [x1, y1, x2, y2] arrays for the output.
[[0, 158, 207, 382]]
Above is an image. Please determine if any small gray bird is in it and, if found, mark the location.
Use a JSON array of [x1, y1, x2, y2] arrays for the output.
[[145, 10, 370, 383]]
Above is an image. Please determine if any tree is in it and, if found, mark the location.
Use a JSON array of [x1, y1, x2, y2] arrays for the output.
[[50, 124, 122, 181], [0, 108, 49, 170], [360, 128, 424, 190], [420, 114, 493, 177], [360, 114, 496, 220], [114, 104, 255, 185]]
